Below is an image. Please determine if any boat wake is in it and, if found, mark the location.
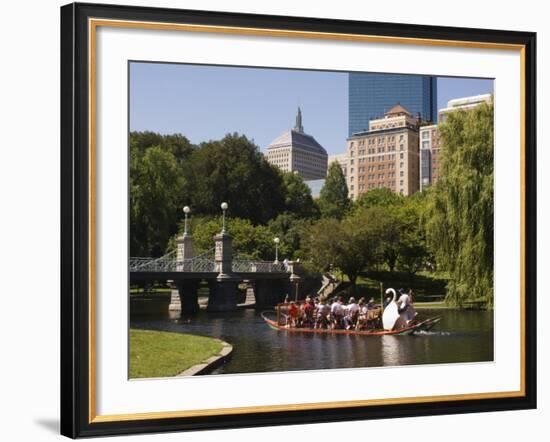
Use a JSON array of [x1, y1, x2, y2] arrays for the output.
[[414, 330, 451, 336]]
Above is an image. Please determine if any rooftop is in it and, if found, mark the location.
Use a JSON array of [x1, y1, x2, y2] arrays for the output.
[[268, 107, 328, 156], [385, 103, 412, 117]]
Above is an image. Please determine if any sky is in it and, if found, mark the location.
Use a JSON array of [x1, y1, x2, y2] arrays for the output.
[[130, 62, 493, 155]]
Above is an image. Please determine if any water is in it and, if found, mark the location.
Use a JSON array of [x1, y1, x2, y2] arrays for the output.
[[130, 307, 494, 376]]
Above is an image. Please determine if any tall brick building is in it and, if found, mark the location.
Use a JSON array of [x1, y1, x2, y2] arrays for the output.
[[346, 104, 420, 199]]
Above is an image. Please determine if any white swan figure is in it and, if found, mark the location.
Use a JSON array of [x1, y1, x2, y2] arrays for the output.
[[382, 288, 400, 330]]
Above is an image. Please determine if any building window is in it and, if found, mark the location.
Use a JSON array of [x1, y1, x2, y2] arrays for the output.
[[422, 132, 429, 139], [422, 141, 430, 149], [400, 153, 404, 159], [400, 171, 404, 177]]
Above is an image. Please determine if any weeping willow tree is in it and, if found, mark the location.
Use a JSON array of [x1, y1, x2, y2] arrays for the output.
[[426, 100, 494, 308]]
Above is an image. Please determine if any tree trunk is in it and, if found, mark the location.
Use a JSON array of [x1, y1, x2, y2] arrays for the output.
[[348, 274, 357, 296]]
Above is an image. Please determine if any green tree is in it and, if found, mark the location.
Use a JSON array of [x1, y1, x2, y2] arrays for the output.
[[354, 187, 404, 211], [303, 217, 378, 294], [267, 213, 313, 260], [189, 217, 274, 260], [183, 133, 286, 224], [130, 131, 194, 166], [318, 162, 350, 219], [426, 101, 494, 308], [396, 195, 429, 277], [130, 145, 183, 256], [355, 206, 403, 272], [282, 172, 319, 219]]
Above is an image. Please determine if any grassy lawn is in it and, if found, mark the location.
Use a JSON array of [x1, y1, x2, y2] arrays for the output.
[[337, 269, 449, 304], [413, 301, 450, 309], [130, 329, 224, 379], [130, 287, 171, 295]]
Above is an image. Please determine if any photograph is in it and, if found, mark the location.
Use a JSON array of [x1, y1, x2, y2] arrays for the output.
[[128, 62, 495, 379], [57, 3, 536, 436]]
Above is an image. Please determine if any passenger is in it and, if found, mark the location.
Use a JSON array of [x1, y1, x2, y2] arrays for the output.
[[315, 297, 331, 329], [302, 296, 315, 327], [330, 296, 345, 329], [366, 297, 382, 329], [397, 289, 410, 313], [356, 298, 368, 330], [397, 289, 417, 326], [344, 297, 359, 330], [367, 297, 376, 310], [287, 301, 300, 328]]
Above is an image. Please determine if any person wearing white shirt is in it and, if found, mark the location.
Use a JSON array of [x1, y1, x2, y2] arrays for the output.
[[344, 297, 359, 329], [397, 289, 417, 326], [330, 296, 345, 329]]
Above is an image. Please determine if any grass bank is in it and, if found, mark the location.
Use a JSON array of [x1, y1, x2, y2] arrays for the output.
[[130, 287, 171, 295], [130, 329, 224, 379], [338, 270, 449, 304]]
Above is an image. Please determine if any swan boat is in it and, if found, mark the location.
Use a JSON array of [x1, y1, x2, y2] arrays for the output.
[[261, 288, 441, 336]]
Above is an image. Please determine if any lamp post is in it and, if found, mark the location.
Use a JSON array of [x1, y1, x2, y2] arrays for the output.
[[183, 206, 190, 235], [273, 237, 280, 264], [221, 202, 228, 233]]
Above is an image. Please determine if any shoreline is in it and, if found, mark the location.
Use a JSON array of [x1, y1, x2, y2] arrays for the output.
[[177, 339, 233, 376], [130, 329, 232, 379]]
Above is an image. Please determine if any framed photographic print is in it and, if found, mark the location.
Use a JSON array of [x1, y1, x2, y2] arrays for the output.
[[60, 2, 537, 438]]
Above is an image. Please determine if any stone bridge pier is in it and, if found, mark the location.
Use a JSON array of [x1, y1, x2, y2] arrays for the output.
[[169, 279, 201, 314], [253, 279, 290, 308], [168, 230, 200, 313], [207, 231, 240, 312]]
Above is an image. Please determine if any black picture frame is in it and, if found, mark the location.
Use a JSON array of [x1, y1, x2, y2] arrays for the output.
[[60, 2, 537, 438]]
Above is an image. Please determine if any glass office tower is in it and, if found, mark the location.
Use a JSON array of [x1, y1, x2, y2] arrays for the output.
[[348, 73, 437, 136]]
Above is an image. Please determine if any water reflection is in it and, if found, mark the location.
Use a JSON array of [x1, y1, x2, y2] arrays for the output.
[[130, 308, 494, 375]]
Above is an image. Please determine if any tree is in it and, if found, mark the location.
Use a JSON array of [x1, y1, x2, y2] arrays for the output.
[[356, 206, 403, 272], [397, 197, 429, 277], [352, 190, 405, 272], [189, 217, 274, 260], [267, 213, 313, 260], [426, 101, 494, 308], [354, 187, 404, 211], [318, 162, 350, 219], [303, 217, 378, 294], [282, 172, 319, 219], [130, 145, 183, 257], [183, 133, 286, 224], [130, 131, 194, 166]]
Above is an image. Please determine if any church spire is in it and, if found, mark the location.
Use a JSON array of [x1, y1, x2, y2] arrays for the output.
[[294, 106, 304, 133]]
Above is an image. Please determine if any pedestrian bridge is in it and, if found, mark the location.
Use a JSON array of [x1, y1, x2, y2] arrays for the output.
[[130, 248, 288, 275], [129, 247, 297, 312]]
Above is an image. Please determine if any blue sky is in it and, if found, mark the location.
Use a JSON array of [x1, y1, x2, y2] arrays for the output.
[[130, 62, 493, 155]]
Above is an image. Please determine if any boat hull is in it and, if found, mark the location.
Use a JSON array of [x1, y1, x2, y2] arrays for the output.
[[261, 313, 440, 336]]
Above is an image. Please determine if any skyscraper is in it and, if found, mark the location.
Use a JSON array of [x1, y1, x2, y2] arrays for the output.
[[348, 73, 437, 136], [266, 107, 328, 180]]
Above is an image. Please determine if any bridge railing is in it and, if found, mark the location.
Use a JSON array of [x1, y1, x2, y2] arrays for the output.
[[130, 249, 288, 274], [232, 260, 288, 273], [129, 249, 213, 273]]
